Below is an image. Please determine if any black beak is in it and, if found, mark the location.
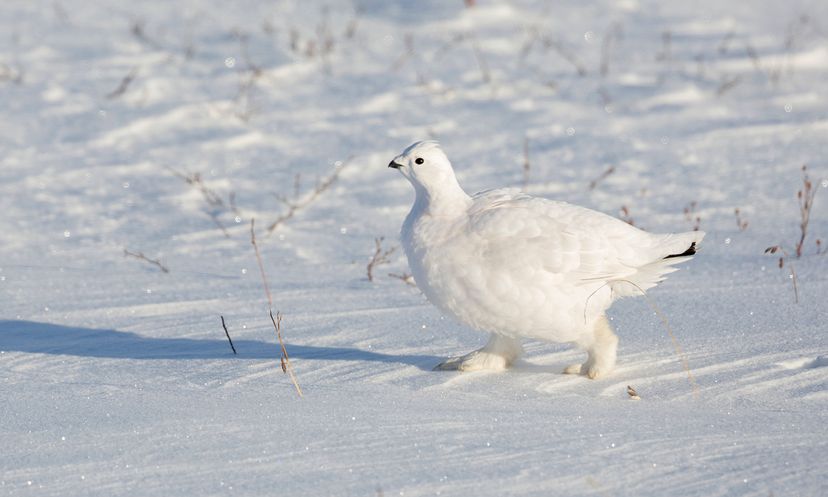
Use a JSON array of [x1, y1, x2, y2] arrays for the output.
[[388, 161, 403, 169]]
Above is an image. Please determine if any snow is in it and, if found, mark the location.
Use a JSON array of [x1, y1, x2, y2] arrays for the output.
[[1, 0, 827, 496]]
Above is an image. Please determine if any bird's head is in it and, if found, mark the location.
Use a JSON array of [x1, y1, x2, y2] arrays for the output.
[[388, 141, 456, 193]]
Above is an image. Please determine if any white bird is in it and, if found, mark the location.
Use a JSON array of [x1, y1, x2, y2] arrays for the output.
[[389, 141, 704, 378]]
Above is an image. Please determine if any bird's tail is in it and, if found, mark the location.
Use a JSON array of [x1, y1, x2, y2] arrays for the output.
[[611, 231, 705, 298]]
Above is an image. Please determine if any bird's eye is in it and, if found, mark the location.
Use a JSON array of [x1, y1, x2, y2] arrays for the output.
[[415, 158, 424, 165]]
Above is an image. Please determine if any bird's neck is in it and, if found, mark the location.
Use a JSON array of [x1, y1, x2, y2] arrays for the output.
[[413, 177, 470, 218]]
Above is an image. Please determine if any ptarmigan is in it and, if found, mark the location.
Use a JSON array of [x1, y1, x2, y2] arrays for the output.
[[389, 141, 704, 379]]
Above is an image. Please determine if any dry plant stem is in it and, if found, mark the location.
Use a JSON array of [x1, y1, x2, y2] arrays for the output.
[[790, 264, 800, 303], [209, 211, 231, 238], [543, 37, 587, 76], [619, 205, 634, 226], [271, 311, 303, 397], [764, 245, 800, 303], [716, 75, 742, 96], [234, 31, 264, 121], [795, 166, 817, 258], [588, 166, 615, 190], [251, 219, 303, 397], [250, 219, 273, 307], [131, 21, 162, 50], [468, 33, 491, 83], [522, 137, 530, 189], [388, 272, 416, 287], [123, 249, 169, 273], [167, 167, 236, 237], [734, 208, 749, 231], [267, 157, 353, 234], [220, 316, 237, 355], [106, 67, 138, 99], [167, 167, 225, 207], [367, 237, 396, 282]]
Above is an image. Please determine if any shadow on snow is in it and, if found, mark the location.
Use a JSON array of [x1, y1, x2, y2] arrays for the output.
[[0, 320, 439, 370]]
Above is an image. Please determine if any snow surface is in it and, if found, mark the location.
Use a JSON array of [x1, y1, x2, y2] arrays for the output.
[[1, 1, 827, 496]]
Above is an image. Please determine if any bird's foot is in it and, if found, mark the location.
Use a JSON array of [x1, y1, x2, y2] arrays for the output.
[[562, 361, 612, 379], [434, 349, 513, 372]]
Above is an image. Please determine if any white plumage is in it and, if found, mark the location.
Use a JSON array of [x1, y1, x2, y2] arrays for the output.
[[389, 141, 704, 378]]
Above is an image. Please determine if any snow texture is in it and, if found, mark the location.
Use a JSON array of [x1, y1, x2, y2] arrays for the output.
[[1, 1, 827, 496]]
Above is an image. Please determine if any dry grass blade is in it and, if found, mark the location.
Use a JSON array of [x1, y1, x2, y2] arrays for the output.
[[106, 67, 138, 99], [588, 166, 615, 190], [271, 310, 303, 397], [250, 219, 273, 308], [123, 248, 169, 273], [251, 218, 303, 397], [220, 315, 237, 355]]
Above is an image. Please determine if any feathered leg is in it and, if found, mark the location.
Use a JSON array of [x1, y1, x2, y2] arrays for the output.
[[563, 315, 618, 379]]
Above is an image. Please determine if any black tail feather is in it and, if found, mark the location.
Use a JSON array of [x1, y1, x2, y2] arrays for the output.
[[664, 242, 697, 259]]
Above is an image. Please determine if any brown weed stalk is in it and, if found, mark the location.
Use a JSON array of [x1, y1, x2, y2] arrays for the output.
[[251, 218, 303, 397], [123, 248, 169, 273], [367, 237, 396, 282], [267, 157, 353, 234]]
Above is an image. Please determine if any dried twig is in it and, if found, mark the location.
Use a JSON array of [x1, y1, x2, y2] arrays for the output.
[[167, 168, 225, 207], [795, 165, 818, 258], [734, 208, 749, 231], [716, 75, 742, 96], [130, 20, 162, 50], [683, 201, 701, 231], [251, 219, 273, 307], [468, 32, 491, 84], [251, 219, 303, 397], [588, 166, 615, 190], [220, 316, 237, 355], [765, 245, 799, 303], [542, 36, 587, 76], [123, 249, 169, 273], [367, 237, 396, 282], [270, 310, 303, 396], [267, 157, 353, 233], [655, 31, 672, 62], [521, 136, 531, 189], [167, 167, 232, 237], [106, 67, 138, 99], [619, 205, 634, 226], [233, 31, 265, 121], [388, 272, 416, 287]]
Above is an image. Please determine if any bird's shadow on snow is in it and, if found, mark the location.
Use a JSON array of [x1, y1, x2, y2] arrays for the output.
[[0, 320, 439, 371]]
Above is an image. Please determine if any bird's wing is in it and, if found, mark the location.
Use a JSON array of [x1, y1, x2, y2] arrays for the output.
[[466, 189, 682, 287]]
